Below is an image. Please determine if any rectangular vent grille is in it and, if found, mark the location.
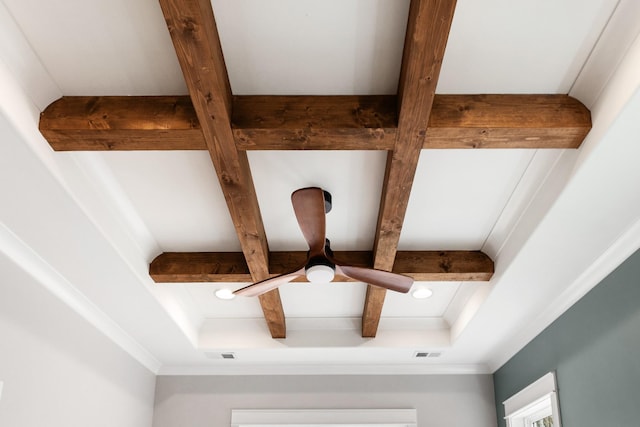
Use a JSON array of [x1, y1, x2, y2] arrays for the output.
[[414, 351, 442, 358], [204, 352, 236, 360]]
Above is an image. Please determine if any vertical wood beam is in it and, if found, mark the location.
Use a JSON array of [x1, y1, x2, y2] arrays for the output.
[[159, 0, 285, 337], [363, 0, 458, 337]]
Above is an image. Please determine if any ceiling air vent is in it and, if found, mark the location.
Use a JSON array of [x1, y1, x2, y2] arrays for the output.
[[414, 351, 442, 358], [204, 352, 236, 360]]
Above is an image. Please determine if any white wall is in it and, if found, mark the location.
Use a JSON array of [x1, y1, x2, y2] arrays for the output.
[[0, 253, 156, 427], [153, 374, 497, 427]]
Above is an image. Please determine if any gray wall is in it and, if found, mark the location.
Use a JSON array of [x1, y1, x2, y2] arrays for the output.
[[493, 249, 640, 427], [0, 253, 156, 427], [153, 374, 497, 427]]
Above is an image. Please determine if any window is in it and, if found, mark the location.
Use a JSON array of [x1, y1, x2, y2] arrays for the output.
[[503, 372, 561, 427]]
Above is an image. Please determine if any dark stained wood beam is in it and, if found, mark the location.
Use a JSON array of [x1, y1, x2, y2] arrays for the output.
[[232, 95, 397, 150], [39, 95, 591, 151], [150, 251, 494, 283], [158, 0, 285, 338], [39, 96, 203, 150], [426, 94, 591, 149], [364, 0, 458, 338]]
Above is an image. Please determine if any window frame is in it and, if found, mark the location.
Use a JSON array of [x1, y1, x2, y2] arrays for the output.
[[503, 372, 561, 427]]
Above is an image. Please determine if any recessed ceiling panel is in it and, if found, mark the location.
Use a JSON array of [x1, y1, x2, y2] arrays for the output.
[[185, 283, 265, 318], [185, 282, 368, 318], [248, 151, 387, 251], [3, 0, 187, 95], [280, 281, 368, 317], [99, 151, 241, 252], [4, 0, 617, 97], [438, 0, 618, 93], [399, 149, 535, 250], [213, 0, 410, 95], [382, 282, 461, 318]]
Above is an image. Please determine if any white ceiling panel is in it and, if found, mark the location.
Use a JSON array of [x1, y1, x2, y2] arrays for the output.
[[399, 149, 535, 250], [99, 151, 241, 252], [185, 283, 264, 319], [248, 151, 387, 251], [3, 0, 618, 96], [383, 282, 461, 318], [213, 0, 410, 95], [280, 281, 368, 317], [437, 0, 619, 93], [186, 282, 368, 319], [3, 0, 186, 95]]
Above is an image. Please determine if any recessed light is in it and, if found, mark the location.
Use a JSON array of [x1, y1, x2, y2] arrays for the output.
[[411, 287, 433, 299], [215, 288, 235, 300]]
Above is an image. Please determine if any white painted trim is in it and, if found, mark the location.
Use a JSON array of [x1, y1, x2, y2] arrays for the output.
[[504, 373, 561, 427], [0, 1, 61, 110], [0, 223, 162, 373], [503, 372, 556, 417], [488, 213, 640, 371], [482, 150, 563, 260], [157, 363, 490, 376], [66, 152, 201, 346], [570, 0, 640, 108], [231, 409, 417, 427]]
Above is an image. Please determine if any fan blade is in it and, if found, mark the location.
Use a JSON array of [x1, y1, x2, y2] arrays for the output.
[[291, 187, 326, 254], [234, 268, 305, 297], [337, 265, 413, 293]]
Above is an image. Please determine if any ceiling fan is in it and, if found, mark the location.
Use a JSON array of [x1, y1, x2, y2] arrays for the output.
[[234, 187, 414, 297]]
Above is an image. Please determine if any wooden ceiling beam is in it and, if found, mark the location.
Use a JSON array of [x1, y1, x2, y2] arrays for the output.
[[232, 95, 397, 150], [149, 251, 494, 283], [39, 94, 590, 151], [364, 0, 458, 338], [158, 0, 285, 338]]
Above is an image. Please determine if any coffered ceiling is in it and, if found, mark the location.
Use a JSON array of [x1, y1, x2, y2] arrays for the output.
[[1, 0, 639, 374]]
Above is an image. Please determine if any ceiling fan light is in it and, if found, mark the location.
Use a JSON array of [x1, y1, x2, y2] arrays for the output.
[[305, 264, 335, 284]]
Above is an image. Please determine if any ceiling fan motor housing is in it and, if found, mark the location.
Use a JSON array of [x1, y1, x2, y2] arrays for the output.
[[323, 190, 332, 213], [305, 239, 336, 283]]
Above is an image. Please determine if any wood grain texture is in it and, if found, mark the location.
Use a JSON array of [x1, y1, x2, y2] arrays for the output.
[[149, 251, 493, 282], [39, 94, 590, 151], [159, 0, 285, 337], [232, 95, 397, 150], [364, 0, 458, 338], [426, 94, 591, 148], [39, 96, 205, 150]]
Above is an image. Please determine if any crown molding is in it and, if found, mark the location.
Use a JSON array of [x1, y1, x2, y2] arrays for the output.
[[0, 222, 162, 373], [158, 362, 491, 376]]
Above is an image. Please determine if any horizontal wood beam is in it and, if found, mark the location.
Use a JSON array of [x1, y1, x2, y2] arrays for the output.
[[40, 95, 590, 151], [232, 95, 397, 150], [39, 96, 204, 150], [149, 250, 494, 283], [426, 94, 591, 149]]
